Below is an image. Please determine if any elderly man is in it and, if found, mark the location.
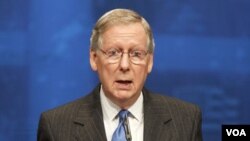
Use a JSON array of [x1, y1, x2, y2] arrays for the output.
[[38, 8, 203, 141]]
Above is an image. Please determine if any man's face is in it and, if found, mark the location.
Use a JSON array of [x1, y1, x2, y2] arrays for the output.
[[90, 23, 153, 108]]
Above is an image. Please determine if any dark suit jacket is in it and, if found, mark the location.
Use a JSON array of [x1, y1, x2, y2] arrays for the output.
[[37, 85, 203, 141]]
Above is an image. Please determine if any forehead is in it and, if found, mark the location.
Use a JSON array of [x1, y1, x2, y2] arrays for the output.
[[101, 23, 147, 43]]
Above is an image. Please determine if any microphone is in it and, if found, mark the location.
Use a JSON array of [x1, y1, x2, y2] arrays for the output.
[[124, 115, 132, 141]]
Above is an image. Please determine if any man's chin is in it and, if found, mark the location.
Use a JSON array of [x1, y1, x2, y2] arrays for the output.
[[115, 91, 132, 98]]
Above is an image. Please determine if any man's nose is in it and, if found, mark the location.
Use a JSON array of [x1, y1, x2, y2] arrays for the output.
[[119, 53, 130, 71]]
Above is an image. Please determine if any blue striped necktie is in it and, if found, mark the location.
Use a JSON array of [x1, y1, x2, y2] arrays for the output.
[[111, 110, 129, 141]]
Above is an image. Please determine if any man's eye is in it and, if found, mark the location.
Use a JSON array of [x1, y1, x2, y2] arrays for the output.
[[107, 49, 120, 57], [131, 51, 142, 57]]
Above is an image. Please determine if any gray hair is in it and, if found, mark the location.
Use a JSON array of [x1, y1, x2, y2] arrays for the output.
[[90, 9, 155, 53]]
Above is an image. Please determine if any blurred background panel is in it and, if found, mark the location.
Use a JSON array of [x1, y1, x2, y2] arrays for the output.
[[0, 0, 249, 140]]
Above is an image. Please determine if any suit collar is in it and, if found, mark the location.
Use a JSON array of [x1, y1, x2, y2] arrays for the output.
[[143, 88, 173, 141], [143, 87, 172, 121], [73, 84, 107, 141], [73, 84, 102, 124]]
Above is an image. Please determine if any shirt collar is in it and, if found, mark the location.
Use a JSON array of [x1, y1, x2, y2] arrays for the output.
[[100, 85, 143, 122], [128, 91, 143, 121]]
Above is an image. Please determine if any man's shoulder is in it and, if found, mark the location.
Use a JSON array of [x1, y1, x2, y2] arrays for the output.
[[147, 90, 200, 113], [153, 93, 196, 106], [42, 85, 102, 116], [147, 91, 202, 123], [41, 93, 95, 118]]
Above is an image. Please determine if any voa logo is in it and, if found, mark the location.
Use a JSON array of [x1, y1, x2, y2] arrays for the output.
[[226, 129, 246, 136]]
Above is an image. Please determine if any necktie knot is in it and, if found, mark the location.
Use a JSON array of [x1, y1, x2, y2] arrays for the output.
[[112, 110, 130, 141], [118, 110, 129, 122]]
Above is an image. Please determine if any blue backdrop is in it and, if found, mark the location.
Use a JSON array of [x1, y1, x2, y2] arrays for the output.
[[0, 0, 249, 140]]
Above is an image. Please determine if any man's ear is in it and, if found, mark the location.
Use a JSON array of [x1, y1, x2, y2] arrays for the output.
[[90, 50, 98, 71], [147, 54, 153, 74]]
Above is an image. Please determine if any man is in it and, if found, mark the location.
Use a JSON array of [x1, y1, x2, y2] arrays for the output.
[[37, 8, 203, 141]]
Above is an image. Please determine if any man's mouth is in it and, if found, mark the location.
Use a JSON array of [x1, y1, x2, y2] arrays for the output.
[[116, 80, 132, 84], [115, 80, 133, 89]]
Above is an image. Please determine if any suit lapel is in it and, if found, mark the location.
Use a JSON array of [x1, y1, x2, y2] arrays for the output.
[[143, 88, 175, 141], [71, 86, 176, 141], [73, 85, 107, 141]]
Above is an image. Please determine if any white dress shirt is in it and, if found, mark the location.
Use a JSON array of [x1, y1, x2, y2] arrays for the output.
[[100, 86, 144, 141]]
